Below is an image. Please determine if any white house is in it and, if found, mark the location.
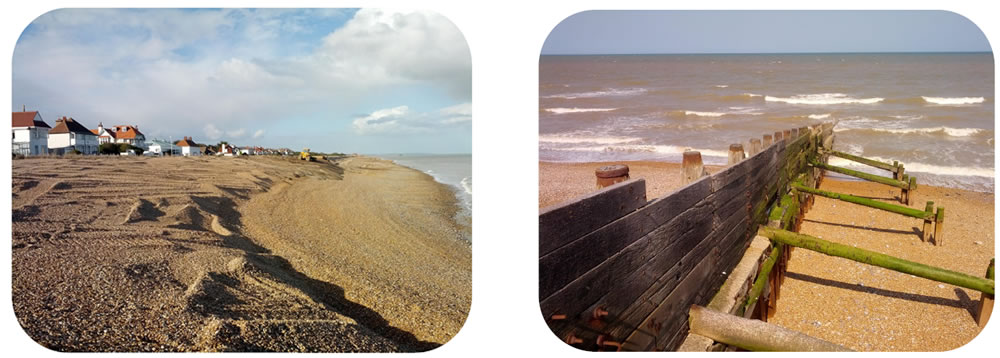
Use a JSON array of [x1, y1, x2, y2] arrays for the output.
[[48, 117, 98, 155], [146, 139, 180, 156], [12, 109, 51, 156], [92, 123, 147, 149], [176, 137, 202, 156]]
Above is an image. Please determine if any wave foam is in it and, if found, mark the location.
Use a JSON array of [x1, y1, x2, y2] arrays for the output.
[[766, 93, 884, 105], [459, 177, 472, 195], [714, 84, 729, 88], [922, 96, 985, 105], [544, 107, 618, 114], [543, 88, 647, 99], [538, 135, 643, 145], [685, 111, 726, 117], [829, 157, 993, 178], [549, 144, 729, 158], [835, 126, 984, 137], [808, 113, 831, 119]]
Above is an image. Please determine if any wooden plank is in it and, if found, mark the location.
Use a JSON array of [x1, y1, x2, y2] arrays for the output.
[[608, 204, 750, 342], [539, 197, 715, 322], [539, 179, 647, 256], [624, 246, 722, 350], [539, 177, 711, 299]]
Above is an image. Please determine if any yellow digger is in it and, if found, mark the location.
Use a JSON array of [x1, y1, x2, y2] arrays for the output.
[[299, 148, 324, 162]]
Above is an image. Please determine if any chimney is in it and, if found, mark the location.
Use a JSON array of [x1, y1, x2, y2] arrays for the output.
[[22, 104, 25, 112]]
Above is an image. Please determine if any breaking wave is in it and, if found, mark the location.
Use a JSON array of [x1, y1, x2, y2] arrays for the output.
[[544, 108, 618, 114], [922, 96, 985, 105], [765, 93, 884, 105]]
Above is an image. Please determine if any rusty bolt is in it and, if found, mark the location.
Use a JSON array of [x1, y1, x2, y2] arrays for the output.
[[565, 333, 583, 345]]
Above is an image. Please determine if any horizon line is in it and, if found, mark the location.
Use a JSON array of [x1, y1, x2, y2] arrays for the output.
[[540, 50, 994, 56]]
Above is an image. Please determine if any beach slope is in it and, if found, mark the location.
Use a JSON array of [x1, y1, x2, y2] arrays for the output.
[[11, 155, 470, 352]]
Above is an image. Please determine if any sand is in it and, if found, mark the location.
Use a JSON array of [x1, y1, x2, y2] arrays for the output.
[[11, 155, 470, 352], [769, 178, 994, 351], [539, 160, 994, 351], [539, 161, 723, 209]]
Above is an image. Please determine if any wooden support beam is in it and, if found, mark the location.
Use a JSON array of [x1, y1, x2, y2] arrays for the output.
[[743, 244, 782, 315], [791, 182, 933, 220], [826, 150, 897, 172], [977, 259, 994, 327], [688, 305, 853, 352], [810, 161, 909, 189], [758, 227, 996, 295]]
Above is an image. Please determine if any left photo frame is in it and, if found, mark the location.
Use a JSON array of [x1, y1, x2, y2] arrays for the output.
[[11, 8, 471, 352]]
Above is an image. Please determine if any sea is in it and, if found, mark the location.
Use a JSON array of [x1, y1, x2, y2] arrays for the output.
[[383, 153, 472, 236], [539, 53, 995, 193]]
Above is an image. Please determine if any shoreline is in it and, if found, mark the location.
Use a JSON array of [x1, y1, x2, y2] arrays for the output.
[[12, 155, 471, 352], [540, 159, 994, 209], [377, 155, 473, 242]]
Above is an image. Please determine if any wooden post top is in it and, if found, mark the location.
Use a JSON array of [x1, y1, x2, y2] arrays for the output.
[[596, 164, 630, 178]]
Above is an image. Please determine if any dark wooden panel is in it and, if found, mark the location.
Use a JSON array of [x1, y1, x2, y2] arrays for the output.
[[538, 177, 712, 299], [603, 190, 750, 341], [539, 179, 647, 256], [625, 246, 721, 351]]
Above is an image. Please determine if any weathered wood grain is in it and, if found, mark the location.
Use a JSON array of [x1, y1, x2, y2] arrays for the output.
[[539, 176, 712, 300], [539, 179, 647, 256]]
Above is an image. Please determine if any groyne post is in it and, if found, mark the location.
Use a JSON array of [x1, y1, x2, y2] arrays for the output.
[[934, 207, 945, 246], [596, 164, 630, 189], [774, 131, 783, 142], [977, 259, 995, 327], [749, 138, 762, 156], [728, 144, 745, 165], [922, 201, 935, 243], [763, 134, 773, 147], [682, 151, 708, 186], [782, 130, 791, 142]]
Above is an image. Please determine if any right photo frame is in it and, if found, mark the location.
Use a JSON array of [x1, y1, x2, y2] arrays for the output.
[[538, 10, 994, 352]]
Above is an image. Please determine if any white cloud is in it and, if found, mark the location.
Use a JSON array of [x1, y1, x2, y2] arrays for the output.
[[253, 129, 265, 138], [203, 123, 223, 140], [315, 9, 471, 97], [352, 102, 472, 135], [227, 128, 247, 138]]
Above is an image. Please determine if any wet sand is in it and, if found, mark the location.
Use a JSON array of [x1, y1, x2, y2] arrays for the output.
[[11, 155, 470, 352]]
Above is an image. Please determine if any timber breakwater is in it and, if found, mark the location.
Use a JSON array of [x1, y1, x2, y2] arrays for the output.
[[538, 121, 994, 351]]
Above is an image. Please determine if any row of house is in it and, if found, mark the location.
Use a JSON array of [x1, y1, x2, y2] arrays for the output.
[[13, 107, 292, 157], [13, 108, 200, 156]]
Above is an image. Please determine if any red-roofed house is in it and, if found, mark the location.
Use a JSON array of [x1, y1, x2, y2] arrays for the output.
[[12, 108, 51, 156], [48, 116, 98, 155], [175, 136, 202, 156], [92, 123, 147, 149]]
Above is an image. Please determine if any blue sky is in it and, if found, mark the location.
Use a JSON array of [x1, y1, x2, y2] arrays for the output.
[[13, 9, 471, 154], [542, 10, 992, 55]]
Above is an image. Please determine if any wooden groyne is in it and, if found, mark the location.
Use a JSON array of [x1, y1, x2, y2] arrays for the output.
[[540, 122, 834, 351], [539, 120, 995, 351]]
